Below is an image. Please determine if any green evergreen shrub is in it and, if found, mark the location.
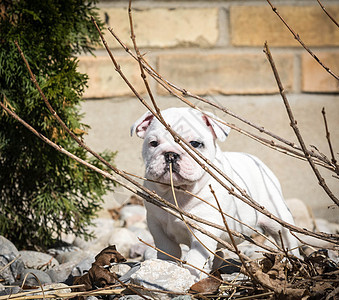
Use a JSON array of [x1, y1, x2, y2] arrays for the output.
[[0, 0, 117, 249]]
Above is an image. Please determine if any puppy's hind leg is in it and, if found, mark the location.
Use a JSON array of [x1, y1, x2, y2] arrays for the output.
[[258, 216, 300, 258]]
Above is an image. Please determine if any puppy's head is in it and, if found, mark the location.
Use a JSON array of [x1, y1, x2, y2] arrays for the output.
[[131, 107, 230, 186]]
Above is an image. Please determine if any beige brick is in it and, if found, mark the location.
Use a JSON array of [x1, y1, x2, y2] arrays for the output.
[[231, 6, 339, 47], [99, 7, 219, 48], [78, 56, 146, 98], [157, 53, 294, 95], [302, 53, 339, 93]]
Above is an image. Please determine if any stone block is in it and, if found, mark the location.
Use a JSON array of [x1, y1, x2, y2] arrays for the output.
[[78, 56, 146, 98], [230, 5, 339, 47], [99, 7, 219, 48], [302, 52, 339, 93], [157, 53, 294, 95]]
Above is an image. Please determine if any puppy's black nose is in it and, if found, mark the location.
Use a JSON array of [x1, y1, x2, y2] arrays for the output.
[[164, 152, 180, 164]]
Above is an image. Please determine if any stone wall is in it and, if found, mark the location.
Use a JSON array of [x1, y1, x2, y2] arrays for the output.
[[79, 0, 339, 221]]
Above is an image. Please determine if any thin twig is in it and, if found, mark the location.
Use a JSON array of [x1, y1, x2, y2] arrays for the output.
[[128, 0, 162, 119], [108, 26, 336, 173], [124, 171, 284, 253], [0, 256, 21, 274], [113, 276, 148, 300], [94, 19, 339, 244], [266, 0, 339, 81], [11, 21, 339, 261], [322, 107, 338, 172], [209, 185, 259, 286], [263, 42, 339, 207], [0, 97, 246, 258], [317, 0, 339, 28], [169, 163, 242, 278], [20, 272, 45, 300]]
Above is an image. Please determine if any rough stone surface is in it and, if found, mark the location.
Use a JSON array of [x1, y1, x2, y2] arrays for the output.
[[55, 249, 95, 265], [0, 254, 24, 284], [0, 236, 24, 284], [71, 256, 96, 277], [20, 269, 52, 286], [130, 259, 195, 299], [143, 247, 158, 261], [302, 53, 339, 93], [46, 261, 77, 283], [157, 53, 294, 95], [19, 251, 59, 271], [109, 263, 132, 277], [99, 7, 219, 48], [230, 5, 339, 46], [0, 236, 19, 256], [0, 286, 21, 296]]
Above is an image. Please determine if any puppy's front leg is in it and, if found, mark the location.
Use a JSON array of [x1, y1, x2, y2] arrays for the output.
[[147, 216, 182, 261], [184, 230, 219, 280]]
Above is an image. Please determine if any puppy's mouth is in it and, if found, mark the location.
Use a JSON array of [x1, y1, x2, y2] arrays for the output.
[[160, 162, 182, 182], [145, 153, 201, 186], [165, 162, 180, 174]]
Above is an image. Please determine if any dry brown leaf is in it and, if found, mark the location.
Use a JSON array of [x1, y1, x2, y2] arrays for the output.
[[72, 245, 126, 299], [189, 271, 221, 294]]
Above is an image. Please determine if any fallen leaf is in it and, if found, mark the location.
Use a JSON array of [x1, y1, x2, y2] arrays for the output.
[[189, 271, 221, 294], [72, 245, 126, 299]]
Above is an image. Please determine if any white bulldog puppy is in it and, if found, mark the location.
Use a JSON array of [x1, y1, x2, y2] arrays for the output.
[[131, 107, 299, 279]]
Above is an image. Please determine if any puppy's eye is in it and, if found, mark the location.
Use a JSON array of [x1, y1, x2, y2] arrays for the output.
[[190, 141, 204, 148], [150, 141, 159, 147]]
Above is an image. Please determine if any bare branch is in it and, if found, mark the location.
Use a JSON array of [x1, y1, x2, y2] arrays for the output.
[[266, 0, 339, 81], [93, 16, 339, 244], [0, 98, 240, 256], [209, 185, 259, 285], [107, 26, 337, 174], [322, 107, 339, 172], [317, 0, 339, 28], [263, 42, 339, 207]]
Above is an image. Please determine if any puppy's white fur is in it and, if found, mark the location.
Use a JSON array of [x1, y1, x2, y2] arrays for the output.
[[132, 107, 299, 279]]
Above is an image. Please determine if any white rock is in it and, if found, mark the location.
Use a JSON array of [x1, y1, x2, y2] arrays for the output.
[[73, 218, 115, 252], [120, 205, 147, 227], [130, 259, 195, 300], [20, 269, 52, 285], [129, 227, 153, 244], [108, 228, 138, 258], [55, 249, 95, 264], [143, 247, 157, 261], [32, 283, 71, 295], [46, 261, 75, 283], [19, 251, 59, 271], [109, 263, 132, 277], [128, 222, 148, 231]]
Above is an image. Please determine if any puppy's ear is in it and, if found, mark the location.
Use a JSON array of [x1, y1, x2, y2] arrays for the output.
[[202, 113, 230, 142], [131, 111, 154, 138]]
